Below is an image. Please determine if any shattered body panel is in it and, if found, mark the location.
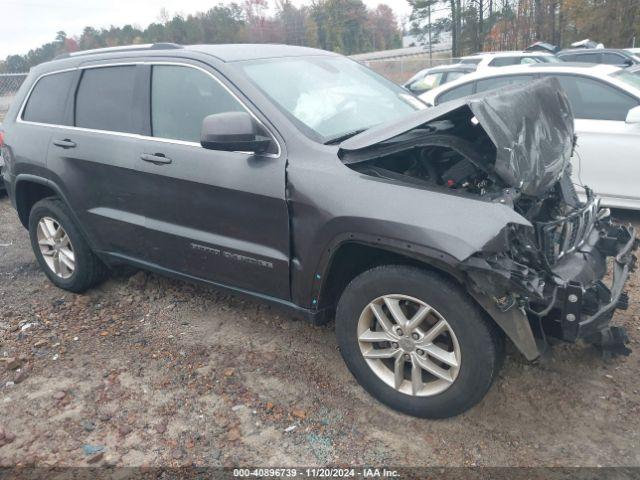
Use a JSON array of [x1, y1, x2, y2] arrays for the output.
[[298, 77, 636, 359], [4, 50, 635, 361]]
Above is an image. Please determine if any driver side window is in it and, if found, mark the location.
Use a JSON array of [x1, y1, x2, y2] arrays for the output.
[[151, 65, 244, 143]]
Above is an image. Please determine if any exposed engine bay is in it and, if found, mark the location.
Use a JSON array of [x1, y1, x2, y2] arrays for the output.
[[338, 78, 638, 359]]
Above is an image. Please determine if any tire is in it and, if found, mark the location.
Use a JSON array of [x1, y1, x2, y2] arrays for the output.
[[28, 197, 107, 293], [335, 265, 504, 419]]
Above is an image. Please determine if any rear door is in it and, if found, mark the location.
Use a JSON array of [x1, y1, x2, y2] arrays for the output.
[[545, 74, 640, 205], [13, 70, 75, 188], [133, 62, 290, 299], [45, 63, 149, 259]]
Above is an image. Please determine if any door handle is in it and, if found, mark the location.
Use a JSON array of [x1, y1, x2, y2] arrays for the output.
[[53, 139, 76, 149], [140, 153, 172, 165]]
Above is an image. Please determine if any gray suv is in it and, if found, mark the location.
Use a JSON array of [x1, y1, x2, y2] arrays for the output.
[[1, 43, 636, 418]]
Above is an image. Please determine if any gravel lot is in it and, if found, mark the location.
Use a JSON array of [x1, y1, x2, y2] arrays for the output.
[[1, 195, 640, 468]]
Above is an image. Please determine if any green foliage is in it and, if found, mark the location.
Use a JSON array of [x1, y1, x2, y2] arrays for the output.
[[0, 0, 402, 72]]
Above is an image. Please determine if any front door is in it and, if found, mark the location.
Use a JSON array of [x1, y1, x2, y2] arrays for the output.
[[134, 62, 290, 299], [547, 74, 640, 207], [574, 118, 640, 207]]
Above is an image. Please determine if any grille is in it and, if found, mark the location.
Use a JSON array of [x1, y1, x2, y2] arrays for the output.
[[535, 197, 599, 265]]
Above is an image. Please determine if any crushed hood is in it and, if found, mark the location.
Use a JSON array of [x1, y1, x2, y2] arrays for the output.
[[339, 77, 575, 197]]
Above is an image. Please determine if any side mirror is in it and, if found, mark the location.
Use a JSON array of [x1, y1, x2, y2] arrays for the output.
[[201, 112, 271, 154], [625, 105, 640, 124], [624, 58, 634, 67]]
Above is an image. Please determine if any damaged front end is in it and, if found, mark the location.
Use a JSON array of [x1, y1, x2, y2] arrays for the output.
[[464, 190, 637, 359], [339, 78, 638, 360]]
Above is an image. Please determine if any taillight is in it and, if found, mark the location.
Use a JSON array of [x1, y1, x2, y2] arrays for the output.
[[0, 130, 4, 147]]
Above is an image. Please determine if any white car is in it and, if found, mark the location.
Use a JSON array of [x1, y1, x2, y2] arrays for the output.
[[420, 63, 640, 210], [457, 51, 560, 69]]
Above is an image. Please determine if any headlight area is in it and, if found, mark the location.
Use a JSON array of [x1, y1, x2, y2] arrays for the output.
[[461, 217, 638, 358]]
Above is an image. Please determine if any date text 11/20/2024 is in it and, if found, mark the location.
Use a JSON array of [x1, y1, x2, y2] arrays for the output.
[[233, 468, 400, 478]]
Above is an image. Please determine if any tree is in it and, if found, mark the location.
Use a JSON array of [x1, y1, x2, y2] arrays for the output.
[[4, 1, 403, 71], [369, 5, 401, 50]]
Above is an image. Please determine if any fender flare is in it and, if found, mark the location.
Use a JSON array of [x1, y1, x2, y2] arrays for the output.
[[310, 231, 464, 308], [14, 173, 99, 251]]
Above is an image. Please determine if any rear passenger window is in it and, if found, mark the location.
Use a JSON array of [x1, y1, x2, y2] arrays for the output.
[[75, 66, 137, 133], [22, 71, 74, 125], [151, 65, 244, 143], [437, 82, 474, 104], [601, 53, 627, 65], [572, 52, 601, 63], [476, 75, 534, 93], [488, 57, 518, 67], [558, 54, 578, 62], [444, 71, 467, 83]]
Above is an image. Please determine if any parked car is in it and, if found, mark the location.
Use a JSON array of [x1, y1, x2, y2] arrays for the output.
[[570, 39, 604, 49], [626, 48, 640, 56], [525, 41, 561, 54], [1, 44, 636, 418], [457, 51, 560, 69], [420, 62, 640, 210], [557, 48, 640, 67], [403, 64, 476, 95]]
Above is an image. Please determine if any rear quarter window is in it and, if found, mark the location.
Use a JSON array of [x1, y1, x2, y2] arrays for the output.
[[436, 82, 474, 104], [75, 66, 137, 134], [22, 71, 75, 125]]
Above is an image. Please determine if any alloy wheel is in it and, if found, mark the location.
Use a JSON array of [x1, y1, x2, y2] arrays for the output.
[[357, 294, 461, 397], [36, 216, 76, 279]]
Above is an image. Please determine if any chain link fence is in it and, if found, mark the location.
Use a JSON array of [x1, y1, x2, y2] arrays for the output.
[[362, 55, 453, 85], [351, 46, 454, 85], [0, 73, 27, 122]]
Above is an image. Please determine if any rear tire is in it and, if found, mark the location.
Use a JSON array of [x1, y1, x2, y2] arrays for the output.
[[336, 265, 504, 418], [28, 198, 107, 293]]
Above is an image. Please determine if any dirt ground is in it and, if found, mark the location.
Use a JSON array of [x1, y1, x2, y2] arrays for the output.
[[1, 195, 640, 469]]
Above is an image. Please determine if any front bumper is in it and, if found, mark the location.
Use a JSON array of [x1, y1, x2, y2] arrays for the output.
[[553, 222, 637, 343]]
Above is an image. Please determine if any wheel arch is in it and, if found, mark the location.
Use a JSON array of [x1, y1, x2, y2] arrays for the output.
[[313, 234, 540, 361], [314, 234, 464, 314], [14, 174, 100, 258], [14, 175, 63, 228]]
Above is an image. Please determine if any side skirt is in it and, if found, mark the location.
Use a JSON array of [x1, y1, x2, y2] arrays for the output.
[[100, 251, 332, 326]]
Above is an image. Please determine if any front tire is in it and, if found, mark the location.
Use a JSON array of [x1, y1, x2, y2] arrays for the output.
[[336, 265, 504, 418], [28, 198, 106, 293]]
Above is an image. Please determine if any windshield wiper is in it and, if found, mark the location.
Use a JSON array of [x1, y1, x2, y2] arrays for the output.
[[324, 128, 368, 145]]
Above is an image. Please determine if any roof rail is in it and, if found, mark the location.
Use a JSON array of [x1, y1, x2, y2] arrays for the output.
[[53, 43, 183, 60]]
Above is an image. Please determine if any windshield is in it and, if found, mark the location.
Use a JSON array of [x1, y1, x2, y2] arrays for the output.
[[238, 56, 423, 143], [610, 69, 640, 90]]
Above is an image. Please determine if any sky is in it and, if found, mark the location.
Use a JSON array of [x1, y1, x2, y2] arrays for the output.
[[0, 0, 413, 59]]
